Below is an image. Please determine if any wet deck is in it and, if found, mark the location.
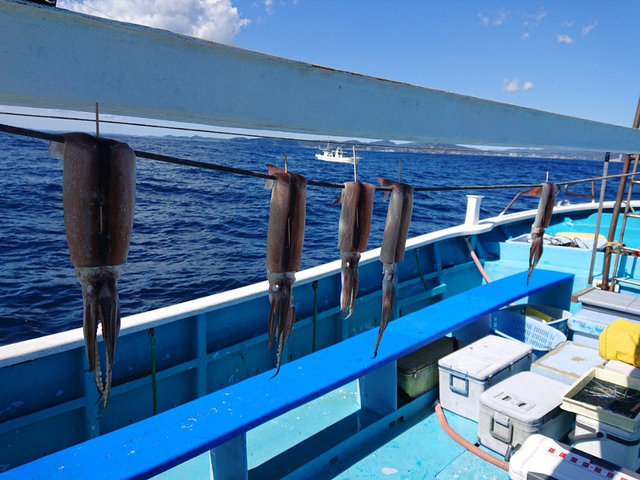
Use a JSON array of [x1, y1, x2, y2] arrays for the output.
[[152, 381, 508, 480]]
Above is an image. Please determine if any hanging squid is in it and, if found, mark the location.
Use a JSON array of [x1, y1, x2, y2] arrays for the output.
[[334, 182, 375, 318], [50, 133, 136, 414], [373, 178, 413, 357], [265, 164, 307, 376], [527, 181, 555, 284]]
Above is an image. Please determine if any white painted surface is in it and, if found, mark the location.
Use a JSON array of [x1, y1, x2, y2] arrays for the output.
[[464, 195, 484, 225], [1, 1, 640, 151]]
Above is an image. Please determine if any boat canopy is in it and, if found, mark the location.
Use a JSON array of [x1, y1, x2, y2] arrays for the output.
[[1, 0, 640, 152]]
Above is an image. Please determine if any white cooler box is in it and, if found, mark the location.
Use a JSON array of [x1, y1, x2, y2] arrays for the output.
[[572, 414, 640, 471], [510, 434, 640, 480], [438, 335, 532, 421], [478, 371, 573, 457]]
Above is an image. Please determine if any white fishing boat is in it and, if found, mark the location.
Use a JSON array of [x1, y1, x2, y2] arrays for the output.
[[315, 145, 361, 164], [2, 2, 640, 480]]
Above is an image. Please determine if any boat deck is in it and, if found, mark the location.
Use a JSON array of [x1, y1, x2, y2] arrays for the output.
[[152, 381, 508, 480], [333, 407, 507, 480]]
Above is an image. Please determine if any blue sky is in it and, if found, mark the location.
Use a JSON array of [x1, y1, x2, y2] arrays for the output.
[[8, 1, 640, 133], [230, 1, 639, 127]]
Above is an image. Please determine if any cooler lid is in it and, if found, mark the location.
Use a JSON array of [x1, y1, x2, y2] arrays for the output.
[[480, 371, 566, 423], [438, 334, 532, 381]]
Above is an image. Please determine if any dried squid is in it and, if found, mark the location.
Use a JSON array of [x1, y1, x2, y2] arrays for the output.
[[334, 181, 375, 318], [50, 133, 135, 413], [527, 181, 555, 284], [265, 164, 307, 375], [373, 178, 413, 357]]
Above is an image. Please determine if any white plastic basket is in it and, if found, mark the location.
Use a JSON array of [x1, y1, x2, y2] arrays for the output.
[[491, 310, 566, 360], [500, 303, 570, 335]]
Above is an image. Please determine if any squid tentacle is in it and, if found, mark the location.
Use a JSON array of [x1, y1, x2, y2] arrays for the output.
[[267, 271, 295, 377], [340, 251, 361, 318], [373, 262, 396, 357], [77, 265, 121, 414]]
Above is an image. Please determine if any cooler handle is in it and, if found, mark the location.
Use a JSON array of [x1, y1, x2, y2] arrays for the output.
[[568, 431, 604, 443], [448, 374, 469, 397], [490, 415, 513, 444]]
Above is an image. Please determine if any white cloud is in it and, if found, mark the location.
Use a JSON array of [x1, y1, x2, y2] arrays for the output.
[[556, 34, 574, 44], [582, 21, 598, 35], [478, 13, 490, 26], [562, 20, 574, 27], [478, 9, 509, 27], [503, 78, 535, 92], [521, 32, 530, 40], [57, 0, 250, 43], [522, 8, 547, 27]]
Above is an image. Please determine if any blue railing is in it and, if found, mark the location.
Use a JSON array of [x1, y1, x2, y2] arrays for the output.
[[1, 270, 573, 480]]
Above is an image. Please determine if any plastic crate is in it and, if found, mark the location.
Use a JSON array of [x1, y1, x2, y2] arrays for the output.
[[499, 303, 570, 334], [491, 310, 566, 360], [561, 367, 640, 433]]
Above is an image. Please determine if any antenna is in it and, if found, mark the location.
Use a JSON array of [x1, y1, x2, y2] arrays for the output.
[[352, 145, 357, 182]]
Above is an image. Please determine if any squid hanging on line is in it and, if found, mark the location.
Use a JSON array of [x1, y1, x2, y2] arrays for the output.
[[265, 164, 307, 376], [527, 181, 555, 284], [335, 181, 375, 318], [50, 133, 136, 414], [373, 178, 413, 358]]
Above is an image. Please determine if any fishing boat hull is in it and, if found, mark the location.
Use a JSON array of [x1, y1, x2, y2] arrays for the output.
[[1, 200, 638, 475], [314, 152, 362, 164]]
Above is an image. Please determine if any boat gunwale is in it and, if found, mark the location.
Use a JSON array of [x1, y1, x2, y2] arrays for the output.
[[0, 200, 622, 367]]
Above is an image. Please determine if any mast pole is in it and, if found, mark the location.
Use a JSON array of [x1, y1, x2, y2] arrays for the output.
[[600, 97, 640, 290]]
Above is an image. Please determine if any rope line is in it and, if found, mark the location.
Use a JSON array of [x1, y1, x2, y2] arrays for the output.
[[0, 121, 635, 193]]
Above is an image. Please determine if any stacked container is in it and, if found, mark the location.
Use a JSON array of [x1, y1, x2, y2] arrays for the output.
[[572, 414, 640, 471], [438, 335, 532, 421], [478, 371, 573, 457], [562, 363, 640, 471]]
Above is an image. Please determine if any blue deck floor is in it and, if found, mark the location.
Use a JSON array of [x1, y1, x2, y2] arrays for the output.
[[336, 406, 508, 480], [152, 381, 508, 480]]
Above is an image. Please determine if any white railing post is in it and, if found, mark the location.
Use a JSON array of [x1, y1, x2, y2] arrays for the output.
[[464, 195, 484, 225], [358, 361, 397, 417]]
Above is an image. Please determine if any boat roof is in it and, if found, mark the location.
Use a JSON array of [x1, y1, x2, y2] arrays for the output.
[[1, 0, 640, 152]]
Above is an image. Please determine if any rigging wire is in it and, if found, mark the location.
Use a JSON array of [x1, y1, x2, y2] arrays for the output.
[[60, 0, 117, 21], [0, 120, 633, 194]]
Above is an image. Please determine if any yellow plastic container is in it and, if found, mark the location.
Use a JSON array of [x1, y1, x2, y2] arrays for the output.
[[599, 319, 640, 367]]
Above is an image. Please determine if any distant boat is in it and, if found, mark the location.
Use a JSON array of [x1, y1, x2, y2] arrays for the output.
[[315, 145, 362, 164]]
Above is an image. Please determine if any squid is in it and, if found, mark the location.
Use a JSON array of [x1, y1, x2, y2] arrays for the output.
[[50, 133, 135, 414], [265, 164, 307, 376], [527, 181, 555, 284], [335, 182, 375, 318], [373, 178, 413, 357]]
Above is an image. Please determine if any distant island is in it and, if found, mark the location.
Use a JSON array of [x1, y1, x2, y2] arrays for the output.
[[104, 131, 621, 162]]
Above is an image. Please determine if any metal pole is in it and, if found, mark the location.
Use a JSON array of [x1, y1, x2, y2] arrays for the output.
[[600, 98, 640, 290], [588, 152, 609, 285]]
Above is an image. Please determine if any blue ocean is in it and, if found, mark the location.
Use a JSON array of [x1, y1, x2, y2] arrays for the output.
[[0, 131, 620, 345]]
